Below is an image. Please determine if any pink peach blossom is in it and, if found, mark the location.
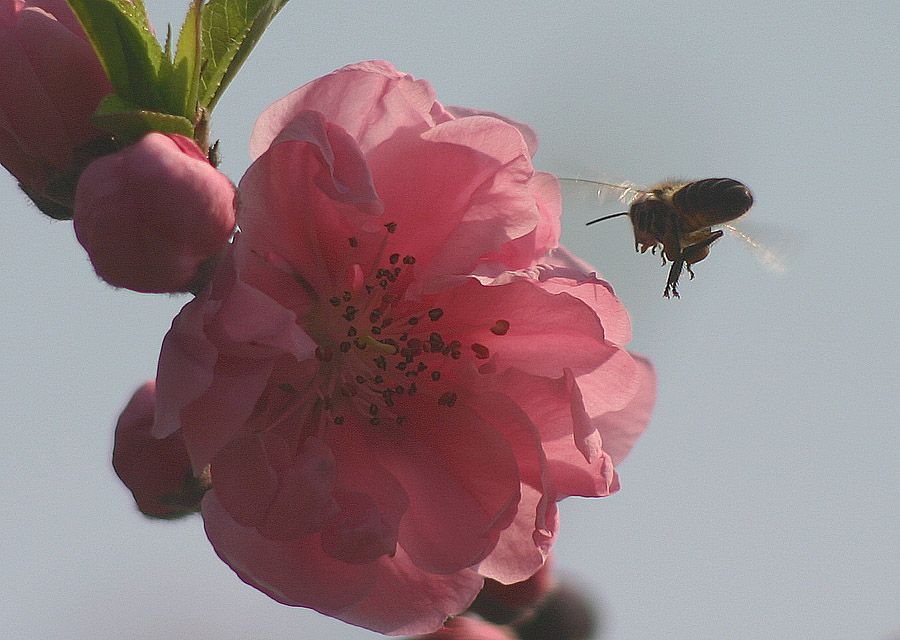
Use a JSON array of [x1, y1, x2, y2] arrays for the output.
[[0, 0, 113, 213], [153, 61, 654, 635], [112, 381, 206, 518], [74, 132, 236, 293]]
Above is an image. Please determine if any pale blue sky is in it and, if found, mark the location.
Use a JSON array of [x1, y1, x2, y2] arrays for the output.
[[2, 1, 899, 638]]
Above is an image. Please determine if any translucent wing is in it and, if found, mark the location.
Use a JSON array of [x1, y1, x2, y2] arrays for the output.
[[721, 222, 793, 274], [558, 177, 646, 206]]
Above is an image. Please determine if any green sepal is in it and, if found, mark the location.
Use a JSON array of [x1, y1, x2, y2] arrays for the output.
[[198, 0, 291, 112], [91, 94, 194, 143]]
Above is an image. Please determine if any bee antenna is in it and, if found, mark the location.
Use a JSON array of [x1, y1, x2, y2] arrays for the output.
[[586, 211, 629, 226]]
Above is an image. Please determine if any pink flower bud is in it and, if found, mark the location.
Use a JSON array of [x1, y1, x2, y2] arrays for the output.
[[0, 0, 114, 216], [112, 380, 208, 518], [74, 132, 236, 293], [413, 617, 517, 640], [469, 559, 556, 625], [512, 579, 599, 640]]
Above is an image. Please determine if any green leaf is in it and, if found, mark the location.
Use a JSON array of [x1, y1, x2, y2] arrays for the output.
[[67, 0, 166, 110], [92, 94, 194, 143], [199, 0, 291, 112], [174, 1, 204, 118]]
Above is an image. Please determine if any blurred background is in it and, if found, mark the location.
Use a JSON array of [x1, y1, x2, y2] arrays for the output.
[[2, 1, 899, 638]]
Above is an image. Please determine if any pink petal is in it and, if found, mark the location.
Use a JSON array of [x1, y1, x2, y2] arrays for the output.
[[366, 392, 522, 575], [237, 112, 384, 299], [319, 427, 410, 564], [542, 435, 619, 498], [321, 488, 398, 564], [456, 390, 556, 584], [250, 61, 450, 160], [155, 265, 317, 468], [572, 348, 640, 421], [366, 116, 538, 295], [591, 353, 656, 466], [480, 171, 562, 270], [420, 278, 614, 378], [445, 105, 540, 158], [202, 491, 378, 612], [536, 267, 631, 347], [335, 548, 485, 636], [476, 483, 558, 585], [212, 433, 339, 540]]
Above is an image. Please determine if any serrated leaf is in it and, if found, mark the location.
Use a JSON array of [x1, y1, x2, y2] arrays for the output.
[[174, 1, 204, 118], [67, 0, 166, 109], [92, 94, 194, 142], [199, 0, 291, 112]]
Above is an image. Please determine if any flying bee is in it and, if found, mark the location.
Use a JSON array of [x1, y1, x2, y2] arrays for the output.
[[561, 177, 754, 297]]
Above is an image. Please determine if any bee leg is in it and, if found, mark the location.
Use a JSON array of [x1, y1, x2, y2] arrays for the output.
[[685, 263, 695, 279], [664, 259, 684, 298]]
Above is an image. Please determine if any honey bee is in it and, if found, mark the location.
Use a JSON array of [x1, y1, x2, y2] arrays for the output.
[[562, 177, 754, 297]]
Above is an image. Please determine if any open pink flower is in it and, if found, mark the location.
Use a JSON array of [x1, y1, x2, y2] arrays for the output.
[[0, 0, 114, 216], [153, 61, 654, 635], [74, 132, 236, 293]]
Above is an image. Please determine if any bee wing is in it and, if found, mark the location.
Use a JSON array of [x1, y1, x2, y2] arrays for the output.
[[558, 177, 647, 208], [721, 222, 794, 274]]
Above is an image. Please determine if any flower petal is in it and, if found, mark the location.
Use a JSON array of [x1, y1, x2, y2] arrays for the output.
[[336, 548, 484, 636], [251, 61, 450, 160], [591, 353, 656, 466], [202, 491, 377, 611], [365, 115, 538, 297], [366, 394, 521, 575]]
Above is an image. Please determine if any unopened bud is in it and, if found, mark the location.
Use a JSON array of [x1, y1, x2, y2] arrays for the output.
[[74, 133, 236, 293], [512, 579, 600, 640], [0, 0, 119, 218], [112, 380, 209, 518], [411, 616, 517, 640], [469, 558, 556, 625]]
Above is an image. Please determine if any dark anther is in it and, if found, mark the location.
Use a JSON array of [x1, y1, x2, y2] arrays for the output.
[[438, 391, 458, 407], [428, 308, 444, 321], [490, 319, 510, 336], [279, 383, 296, 393], [349, 237, 359, 248], [431, 371, 441, 381], [385, 222, 398, 233], [471, 343, 490, 359], [389, 253, 400, 264]]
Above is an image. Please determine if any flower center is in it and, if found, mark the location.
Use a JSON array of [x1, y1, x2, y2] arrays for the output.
[[254, 222, 510, 439]]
